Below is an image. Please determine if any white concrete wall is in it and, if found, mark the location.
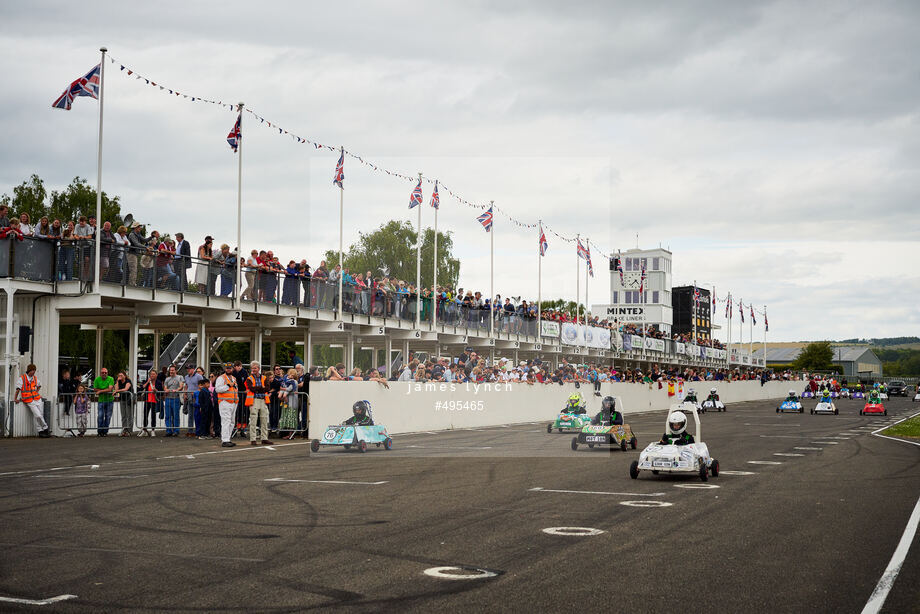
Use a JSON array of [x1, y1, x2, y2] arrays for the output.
[[308, 380, 791, 435]]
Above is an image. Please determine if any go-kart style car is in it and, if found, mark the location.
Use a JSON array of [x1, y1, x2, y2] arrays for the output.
[[311, 424, 393, 452], [853, 391, 865, 399], [801, 390, 815, 398], [701, 396, 725, 412], [571, 423, 637, 451], [777, 399, 804, 413], [913, 390, 920, 402], [548, 410, 592, 433], [812, 398, 838, 415], [630, 404, 719, 482], [860, 400, 886, 416], [839, 388, 850, 399]]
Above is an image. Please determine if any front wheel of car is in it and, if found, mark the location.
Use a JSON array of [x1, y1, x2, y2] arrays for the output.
[[571, 437, 578, 451], [699, 463, 708, 482], [710, 459, 720, 477], [310, 439, 320, 453], [546, 424, 552, 434], [384, 437, 393, 450], [630, 436, 638, 450], [358, 440, 367, 453], [629, 460, 639, 479]]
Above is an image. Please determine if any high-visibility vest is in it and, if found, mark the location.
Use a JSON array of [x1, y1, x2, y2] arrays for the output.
[[145, 381, 158, 403], [217, 374, 238, 403], [20, 375, 40, 403], [245, 374, 267, 406]]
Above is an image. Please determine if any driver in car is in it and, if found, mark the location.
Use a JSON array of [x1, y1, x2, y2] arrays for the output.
[[784, 389, 799, 403], [706, 388, 720, 403], [343, 400, 374, 426], [591, 396, 623, 426], [564, 392, 587, 415], [867, 389, 881, 405], [659, 411, 695, 445]]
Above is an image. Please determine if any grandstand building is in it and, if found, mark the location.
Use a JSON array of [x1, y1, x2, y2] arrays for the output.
[[592, 247, 673, 334]]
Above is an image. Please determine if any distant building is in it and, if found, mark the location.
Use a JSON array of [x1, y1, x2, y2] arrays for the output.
[[671, 286, 711, 341], [591, 247, 672, 334], [762, 346, 883, 378]]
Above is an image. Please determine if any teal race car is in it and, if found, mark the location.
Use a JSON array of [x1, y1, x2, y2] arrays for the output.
[[547, 392, 592, 433], [311, 400, 393, 453]]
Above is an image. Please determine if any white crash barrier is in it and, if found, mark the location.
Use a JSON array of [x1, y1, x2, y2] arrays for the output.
[[309, 380, 792, 435]]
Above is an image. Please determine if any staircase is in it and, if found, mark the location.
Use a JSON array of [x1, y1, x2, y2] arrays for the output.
[[158, 333, 225, 371]]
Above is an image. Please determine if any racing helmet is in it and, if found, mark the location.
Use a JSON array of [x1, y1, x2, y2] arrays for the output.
[[601, 396, 615, 412], [667, 411, 687, 436], [352, 400, 370, 418], [789, 389, 795, 396], [710, 388, 717, 394], [567, 392, 582, 408]]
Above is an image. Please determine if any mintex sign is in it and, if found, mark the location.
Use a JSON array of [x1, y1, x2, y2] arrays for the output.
[[594, 305, 645, 322]]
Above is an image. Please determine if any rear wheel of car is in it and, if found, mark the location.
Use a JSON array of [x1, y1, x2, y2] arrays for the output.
[[699, 463, 708, 482], [810, 409, 814, 414], [384, 437, 393, 450], [343, 444, 351, 450], [834, 409, 838, 415], [710, 459, 720, 477], [557, 428, 563, 433], [571, 437, 578, 451], [630, 436, 638, 449], [652, 470, 659, 475], [776, 408, 780, 413], [629, 460, 639, 479], [358, 440, 367, 453], [546, 424, 552, 433], [588, 443, 595, 449], [884, 410, 887, 416], [310, 439, 320, 453], [859, 410, 863, 416]]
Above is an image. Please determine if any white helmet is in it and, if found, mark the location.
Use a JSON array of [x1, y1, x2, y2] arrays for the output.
[[710, 387, 717, 394], [789, 389, 795, 395], [667, 411, 687, 435]]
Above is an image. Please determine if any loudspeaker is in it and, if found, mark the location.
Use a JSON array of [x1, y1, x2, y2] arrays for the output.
[[18, 326, 30, 354]]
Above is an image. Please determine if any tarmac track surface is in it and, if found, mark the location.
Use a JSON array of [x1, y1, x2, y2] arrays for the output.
[[0, 397, 918, 613]]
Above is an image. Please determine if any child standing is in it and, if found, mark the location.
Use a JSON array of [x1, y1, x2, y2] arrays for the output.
[[74, 384, 90, 436]]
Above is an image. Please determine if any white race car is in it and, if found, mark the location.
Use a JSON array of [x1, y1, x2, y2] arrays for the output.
[[812, 397, 838, 415], [630, 404, 719, 482], [701, 390, 725, 412], [913, 390, 920, 402]]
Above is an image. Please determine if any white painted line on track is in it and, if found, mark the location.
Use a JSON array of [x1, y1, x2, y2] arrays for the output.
[[674, 484, 720, 489], [529, 487, 666, 497], [774, 453, 805, 457], [870, 410, 920, 448], [620, 500, 673, 508], [0, 594, 77, 606], [746, 423, 800, 427], [794, 447, 823, 451], [406, 445, 492, 450], [542, 526, 606, 536], [748, 460, 782, 465], [423, 566, 497, 580], [265, 478, 388, 485], [158, 441, 309, 459], [861, 492, 920, 614], [719, 470, 756, 475], [759, 435, 809, 439], [812, 441, 839, 445]]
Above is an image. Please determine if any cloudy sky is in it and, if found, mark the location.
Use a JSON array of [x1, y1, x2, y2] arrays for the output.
[[1, 1, 918, 342]]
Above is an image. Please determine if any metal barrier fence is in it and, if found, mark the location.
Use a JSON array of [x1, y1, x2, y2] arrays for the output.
[[54, 390, 309, 439]]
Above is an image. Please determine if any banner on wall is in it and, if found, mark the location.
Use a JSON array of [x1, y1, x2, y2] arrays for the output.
[[643, 337, 665, 352], [675, 342, 686, 354], [540, 321, 561, 338], [623, 333, 632, 352], [560, 322, 585, 346]]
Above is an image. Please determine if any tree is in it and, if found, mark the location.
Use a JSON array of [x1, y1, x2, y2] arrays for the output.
[[8, 174, 48, 222], [1, 174, 122, 226], [539, 299, 586, 318], [792, 341, 834, 371], [324, 220, 460, 289]]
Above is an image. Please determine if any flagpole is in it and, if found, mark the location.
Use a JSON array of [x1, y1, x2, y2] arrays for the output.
[[576, 234, 581, 356], [749, 303, 753, 362], [235, 103, 244, 309], [94, 46, 106, 292], [338, 146, 344, 320], [489, 200, 494, 339], [763, 305, 767, 367], [537, 220, 542, 334], [584, 237, 589, 356], [414, 173, 423, 329], [432, 182, 438, 329]]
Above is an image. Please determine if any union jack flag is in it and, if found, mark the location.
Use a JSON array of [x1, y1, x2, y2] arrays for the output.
[[333, 151, 345, 188], [430, 181, 439, 209], [750, 305, 756, 326], [52, 64, 101, 110], [694, 287, 700, 305], [409, 178, 423, 208], [617, 252, 624, 284], [539, 226, 548, 256], [477, 207, 493, 232], [576, 240, 593, 277], [765, 309, 769, 332], [639, 264, 646, 294], [226, 113, 241, 152], [725, 293, 730, 318], [739, 299, 744, 323], [712, 291, 716, 309]]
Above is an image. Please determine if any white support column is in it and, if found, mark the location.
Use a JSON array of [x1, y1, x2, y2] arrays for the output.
[[305, 329, 312, 372], [384, 335, 393, 379], [270, 340, 277, 368], [152, 333, 160, 371], [347, 333, 355, 374], [95, 328, 104, 374], [2, 288, 15, 436], [196, 319, 207, 371], [252, 330, 263, 365], [128, 317, 139, 387], [372, 348, 379, 372], [403, 340, 410, 366]]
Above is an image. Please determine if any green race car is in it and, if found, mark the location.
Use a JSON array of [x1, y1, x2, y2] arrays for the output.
[[547, 392, 591, 433]]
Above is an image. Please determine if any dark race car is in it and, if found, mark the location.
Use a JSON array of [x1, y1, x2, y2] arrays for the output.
[[887, 381, 908, 397]]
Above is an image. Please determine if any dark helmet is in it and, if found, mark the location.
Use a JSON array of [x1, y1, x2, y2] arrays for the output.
[[352, 400, 370, 417], [601, 396, 615, 412]]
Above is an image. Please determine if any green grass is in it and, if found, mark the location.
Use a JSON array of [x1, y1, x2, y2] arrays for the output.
[[883, 415, 920, 439]]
